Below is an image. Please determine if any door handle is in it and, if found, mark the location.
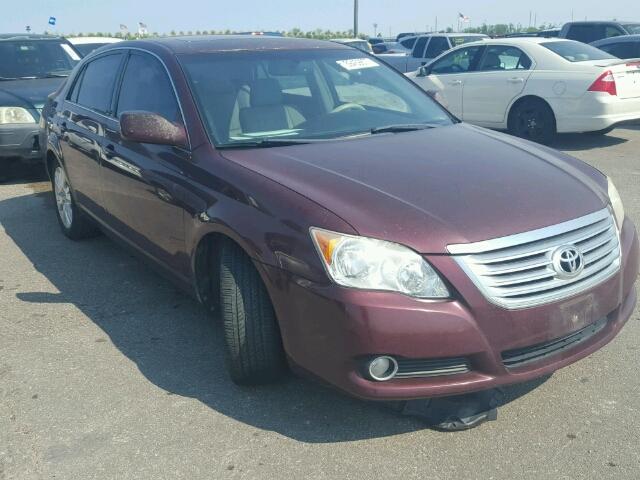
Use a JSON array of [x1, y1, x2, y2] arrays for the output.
[[508, 77, 524, 84], [448, 80, 463, 86]]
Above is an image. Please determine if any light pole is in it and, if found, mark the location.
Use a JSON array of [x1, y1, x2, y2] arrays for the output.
[[354, 0, 359, 37]]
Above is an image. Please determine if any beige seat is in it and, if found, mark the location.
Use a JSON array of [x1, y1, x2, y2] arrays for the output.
[[239, 79, 305, 133]]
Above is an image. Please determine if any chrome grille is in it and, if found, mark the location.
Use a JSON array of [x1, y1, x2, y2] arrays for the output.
[[448, 209, 621, 309]]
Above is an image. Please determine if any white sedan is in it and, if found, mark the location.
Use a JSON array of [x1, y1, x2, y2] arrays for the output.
[[407, 38, 640, 143]]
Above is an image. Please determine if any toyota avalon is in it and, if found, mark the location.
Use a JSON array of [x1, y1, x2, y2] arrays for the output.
[[42, 36, 639, 401]]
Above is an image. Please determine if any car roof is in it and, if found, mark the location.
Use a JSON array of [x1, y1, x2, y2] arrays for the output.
[[467, 37, 565, 45], [416, 33, 488, 38], [108, 35, 351, 55], [67, 36, 122, 44], [0, 33, 67, 41], [564, 20, 638, 25], [592, 34, 640, 45], [332, 38, 367, 43]]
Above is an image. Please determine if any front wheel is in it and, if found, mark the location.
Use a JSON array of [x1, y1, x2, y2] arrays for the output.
[[51, 162, 98, 240], [219, 241, 286, 385], [508, 99, 556, 145]]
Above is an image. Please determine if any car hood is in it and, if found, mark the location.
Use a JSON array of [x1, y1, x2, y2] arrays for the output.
[[221, 124, 608, 254], [0, 77, 64, 110]]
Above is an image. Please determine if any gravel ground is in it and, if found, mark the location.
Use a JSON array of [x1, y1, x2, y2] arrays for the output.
[[1, 125, 639, 480]]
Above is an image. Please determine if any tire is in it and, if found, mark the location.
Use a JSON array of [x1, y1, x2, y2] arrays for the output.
[[51, 161, 99, 240], [508, 98, 556, 145], [219, 241, 286, 385]]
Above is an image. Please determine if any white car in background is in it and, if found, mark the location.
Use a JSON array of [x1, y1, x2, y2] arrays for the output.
[[408, 38, 640, 143], [66, 36, 122, 56]]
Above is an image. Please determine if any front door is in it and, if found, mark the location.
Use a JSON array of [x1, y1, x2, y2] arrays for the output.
[[100, 51, 188, 275]]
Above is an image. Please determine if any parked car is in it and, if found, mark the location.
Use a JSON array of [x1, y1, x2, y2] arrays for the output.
[[0, 34, 81, 181], [67, 36, 123, 56], [592, 35, 640, 59], [372, 41, 409, 55], [42, 36, 638, 403], [538, 28, 561, 38], [331, 38, 373, 53], [408, 38, 640, 144], [396, 32, 430, 41], [379, 33, 488, 72], [559, 21, 640, 44]]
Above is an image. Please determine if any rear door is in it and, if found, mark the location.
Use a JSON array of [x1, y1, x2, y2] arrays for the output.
[[407, 36, 429, 71], [462, 45, 533, 124], [60, 52, 124, 217], [100, 50, 188, 273], [423, 36, 450, 64]]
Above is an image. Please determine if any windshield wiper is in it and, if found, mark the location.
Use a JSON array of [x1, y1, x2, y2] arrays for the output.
[[218, 138, 313, 149], [370, 123, 439, 135]]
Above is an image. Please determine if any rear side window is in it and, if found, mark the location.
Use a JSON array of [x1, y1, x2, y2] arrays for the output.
[[566, 24, 603, 43], [412, 37, 429, 58], [116, 53, 181, 123], [479, 46, 531, 71], [425, 37, 450, 58], [542, 41, 615, 62], [74, 53, 123, 114], [400, 37, 417, 49], [599, 42, 639, 59]]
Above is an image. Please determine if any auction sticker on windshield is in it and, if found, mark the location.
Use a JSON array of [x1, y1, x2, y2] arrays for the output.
[[336, 58, 379, 70]]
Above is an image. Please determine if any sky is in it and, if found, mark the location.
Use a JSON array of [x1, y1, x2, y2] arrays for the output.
[[3, 0, 639, 36]]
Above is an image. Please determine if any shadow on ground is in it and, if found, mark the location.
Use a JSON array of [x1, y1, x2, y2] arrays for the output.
[[1, 189, 549, 443]]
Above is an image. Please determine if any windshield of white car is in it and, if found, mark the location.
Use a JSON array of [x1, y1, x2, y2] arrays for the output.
[[0, 40, 80, 79], [624, 24, 640, 34], [541, 41, 616, 62], [180, 49, 454, 148]]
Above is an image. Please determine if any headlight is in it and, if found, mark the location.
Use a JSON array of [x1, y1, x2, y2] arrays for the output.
[[310, 228, 450, 299], [607, 177, 625, 230], [0, 106, 36, 124]]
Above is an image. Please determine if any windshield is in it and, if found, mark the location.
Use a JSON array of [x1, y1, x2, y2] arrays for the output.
[[72, 43, 107, 56], [0, 40, 80, 79], [542, 41, 616, 62], [624, 24, 640, 34], [180, 49, 453, 148]]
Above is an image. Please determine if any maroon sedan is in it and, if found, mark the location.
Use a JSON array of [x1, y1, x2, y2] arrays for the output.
[[42, 36, 639, 401]]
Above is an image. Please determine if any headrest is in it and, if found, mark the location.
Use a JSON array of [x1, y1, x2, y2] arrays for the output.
[[249, 79, 283, 107]]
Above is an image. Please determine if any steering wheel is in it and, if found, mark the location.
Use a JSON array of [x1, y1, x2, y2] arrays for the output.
[[331, 103, 366, 114]]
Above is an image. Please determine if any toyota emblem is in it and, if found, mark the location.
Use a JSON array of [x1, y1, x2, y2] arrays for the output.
[[552, 246, 585, 279]]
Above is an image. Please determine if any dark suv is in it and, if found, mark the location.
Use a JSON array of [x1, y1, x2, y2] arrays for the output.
[[42, 36, 639, 402], [559, 21, 640, 44], [0, 34, 81, 180]]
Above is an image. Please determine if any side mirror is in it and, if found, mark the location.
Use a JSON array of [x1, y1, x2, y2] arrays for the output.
[[417, 65, 431, 77], [119, 111, 188, 148]]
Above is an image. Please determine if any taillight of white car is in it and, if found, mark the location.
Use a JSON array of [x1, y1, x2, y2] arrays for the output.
[[588, 70, 617, 96]]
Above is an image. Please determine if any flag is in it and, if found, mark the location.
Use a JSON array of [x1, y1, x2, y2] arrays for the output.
[[138, 21, 148, 36], [120, 24, 128, 32], [48, 16, 56, 26], [458, 12, 470, 23]]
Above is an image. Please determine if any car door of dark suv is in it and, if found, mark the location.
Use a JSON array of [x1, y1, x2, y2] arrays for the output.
[[60, 52, 125, 217]]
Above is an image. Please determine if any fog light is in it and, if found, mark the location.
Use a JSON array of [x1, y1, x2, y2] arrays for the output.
[[367, 356, 398, 382]]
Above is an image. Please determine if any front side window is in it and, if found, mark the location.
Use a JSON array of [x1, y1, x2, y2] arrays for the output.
[[74, 53, 123, 114], [425, 37, 450, 58], [116, 53, 181, 123], [0, 40, 80, 79], [542, 41, 615, 62], [412, 37, 429, 58], [605, 26, 624, 38], [430, 46, 484, 74], [179, 49, 452, 147], [479, 46, 531, 71]]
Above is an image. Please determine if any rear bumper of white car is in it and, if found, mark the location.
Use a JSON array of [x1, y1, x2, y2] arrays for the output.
[[552, 92, 640, 133]]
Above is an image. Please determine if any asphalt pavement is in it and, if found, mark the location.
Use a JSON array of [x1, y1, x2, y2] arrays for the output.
[[1, 125, 639, 479]]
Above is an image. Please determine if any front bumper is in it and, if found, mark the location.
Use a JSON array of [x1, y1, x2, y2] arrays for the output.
[[0, 123, 42, 162], [552, 92, 640, 133], [261, 218, 639, 401]]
